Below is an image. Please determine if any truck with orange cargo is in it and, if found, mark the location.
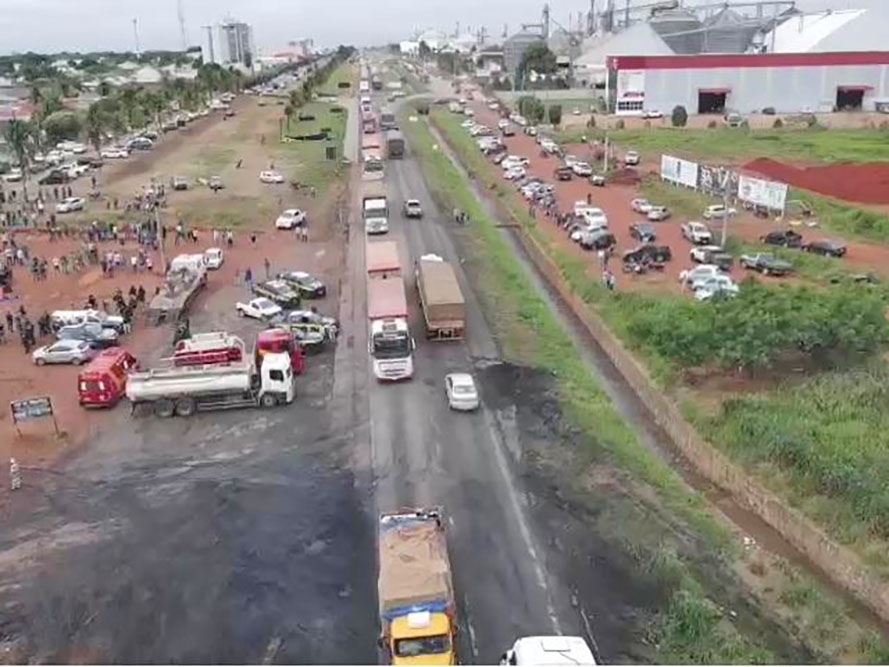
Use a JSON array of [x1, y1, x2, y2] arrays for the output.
[[415, 254, 465, 341]]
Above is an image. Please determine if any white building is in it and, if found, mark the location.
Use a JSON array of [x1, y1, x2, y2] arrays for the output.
[[203, 18, 255, 66]]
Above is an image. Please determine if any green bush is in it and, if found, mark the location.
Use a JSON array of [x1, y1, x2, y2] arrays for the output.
[[548, 104, 562, 126], [517, 95, 545, 124], [671, 105, 688, 127]]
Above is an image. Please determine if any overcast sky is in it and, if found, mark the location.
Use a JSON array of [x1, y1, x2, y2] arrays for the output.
[[0, 0, 598, 55]]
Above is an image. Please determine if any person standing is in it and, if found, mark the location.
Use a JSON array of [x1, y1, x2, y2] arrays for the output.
[[300, 225, 308, 243], [264, 258, 271, 279], [244, 267, 253, 288]]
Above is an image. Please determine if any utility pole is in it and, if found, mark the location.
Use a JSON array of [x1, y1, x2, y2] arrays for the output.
[[132, 18, 141, 56], [720, 171, 732, 247]]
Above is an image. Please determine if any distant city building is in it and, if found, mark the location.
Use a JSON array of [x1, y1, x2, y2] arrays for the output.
[[219, 18, 254, 66]]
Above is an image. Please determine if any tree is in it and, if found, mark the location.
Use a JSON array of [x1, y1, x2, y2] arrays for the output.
[[85, 105, 106, 153], [98, 81, 112, 97], [283, 104, 295, 131], [244, 51, 254, 72], [418, 41, 432, 61], [548, 104, 562, 126], [3, 119, 34, 200], [671, 105, 688, 127], [43, 111, 82, 145], [517, 95, 545, 124], [517, 42, 557, 89]]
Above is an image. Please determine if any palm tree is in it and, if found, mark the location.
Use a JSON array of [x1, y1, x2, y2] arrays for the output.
[[3, 118, 35, 200], [141, 90, 165, 128], [283, 103, 295, 131], [85, 105, 105, 153], [119, 87, 140, 130]]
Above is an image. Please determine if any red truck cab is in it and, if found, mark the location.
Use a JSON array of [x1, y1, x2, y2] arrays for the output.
[[78, 348, 139, 408], [257, 328, 304, 375]]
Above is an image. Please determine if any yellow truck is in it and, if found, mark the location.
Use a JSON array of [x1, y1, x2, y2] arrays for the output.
[[378, 509, 456, 664]]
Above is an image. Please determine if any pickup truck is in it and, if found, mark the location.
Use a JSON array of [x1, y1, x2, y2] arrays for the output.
[[739, 252, 794, 276], [681, 222, 713, 245], [253, 279, 302, 309], [236, 297, 283, 320]]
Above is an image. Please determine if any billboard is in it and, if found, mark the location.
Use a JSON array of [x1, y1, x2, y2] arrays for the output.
[[737, 174, 789, 211], [660, 155, 699, 189], [698, 164, 739, 197]]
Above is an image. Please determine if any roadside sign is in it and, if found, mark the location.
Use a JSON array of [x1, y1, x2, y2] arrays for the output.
[[10, 396, 59, 436]]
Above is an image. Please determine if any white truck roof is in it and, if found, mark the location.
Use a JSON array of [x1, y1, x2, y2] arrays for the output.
[[508, 636, 596, 665]]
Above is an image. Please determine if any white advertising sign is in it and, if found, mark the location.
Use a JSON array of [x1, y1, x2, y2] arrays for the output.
[[660, 155, 699, 189], [616, 69, 645, 99], [737, 174, 788, 211]]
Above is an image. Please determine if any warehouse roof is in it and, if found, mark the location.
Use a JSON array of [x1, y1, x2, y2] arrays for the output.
[[764, 9, 865, 52], [574, 22, 674, 68]]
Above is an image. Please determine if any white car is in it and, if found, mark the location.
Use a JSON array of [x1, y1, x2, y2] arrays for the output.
[[275, 208, 307, 229], [572, 162, 593, 177], [703, 204, 737, 220], [694, 275, 739, 301], [236, 297, 282, 320], [647, 206, 670, 221], [460, 119, 475, 128], [3, 168, 23, 182], [563, 154, 581, 167], [679, 264, 722, 290], [624, 150, 641, 166], [463, 108, 475, 117], [681, 221, 713, 245], [690, 244, 725, 263], [203, 247, 224, 269], [503, 167, 526, 181], [501, 155, 529, 169], [642, 109, 663, 119], [497, 119, 509, 130], [66, 163, 89, 178], [259, 170, 285, 184], [55, 197, 85, 213], [631, 198, 652, 214], [445, 372, 480, 411], [100, 147, 129, 159]]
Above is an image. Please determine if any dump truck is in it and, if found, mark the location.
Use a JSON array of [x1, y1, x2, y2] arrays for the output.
[[386, 130, 405, 160], [378, 509, 456, 664], [126, 352, 295, 417], [415, 254, 465, 341], [367, 240, 402, 280]]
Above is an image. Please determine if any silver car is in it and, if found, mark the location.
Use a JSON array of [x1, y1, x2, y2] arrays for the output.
[[32, 339, 96, 366]]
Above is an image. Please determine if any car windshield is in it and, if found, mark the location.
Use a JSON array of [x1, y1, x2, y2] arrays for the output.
[[372, 333, 410, 358], [255, 299, 275, 309], [453, 384, 475, 395], [394, 635, 451, 658]]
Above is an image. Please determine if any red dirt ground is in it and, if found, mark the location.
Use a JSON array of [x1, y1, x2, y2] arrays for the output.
[[743, 157, 889, 205]]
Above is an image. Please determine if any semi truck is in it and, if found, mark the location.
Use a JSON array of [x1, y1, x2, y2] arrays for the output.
[[126, 353, 295, 417], [380, 108, 397, 131], [378, 509, 456, 664], [362, 185, 389, 234], [415, 254, 465, 340], [385, 130, 405, 160], [367, 240, 402, 279], [372, 74, 383, 91], [367, 278, 413, 381]]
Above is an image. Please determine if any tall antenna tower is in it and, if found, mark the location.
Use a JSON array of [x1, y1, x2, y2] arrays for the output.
[[132, 18, 141, 55], [177, 0, 188, 50]]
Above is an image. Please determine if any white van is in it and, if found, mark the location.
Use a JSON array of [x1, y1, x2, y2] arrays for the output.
[[204, 248, 224, 270], [501, 636, 596, 665], [51, 309, 124, 332]]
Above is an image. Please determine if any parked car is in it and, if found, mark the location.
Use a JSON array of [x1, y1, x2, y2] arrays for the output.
[[681, 221, 713, 245], [725, 111, 744, 127], [275, 208, 307, 229], [55, 197, 86, 213], [501, 125, 515, 137], [445, 372, 480, 411], [760, 229, 803, 248], [554, 166, 573, 181], [504, 167, 525, 181], [203, 247, 224, 269], [631, 198, 652, 214], [259, 170, 285, 184], [236, 297, 283, 320], [275, 309, 338, 339], [172, 176, 189, 191], [523, 126, 538, 136], [642, 109, 663, 119], [100, 147, 129, 159], [57, 322, 119, 349], [703, 204, 736, 220], [578, 229, 616, 251], [589, 174, 606, 187], [679, 264, 724, 289], [32, 339, 96, 366], [126, 136, 153, 150], [403, 199, 424, 218], [739, 252, 794, 276], [39, 170, 70, 185], [623, 244, 672, 264], [647, 206, 671, 222], [571, 162, 593, 177], [802, 239, 847, 257], [277, 270, 327, 298], [629, 222, 657, 243], [624, 150, 641, 166], [694, 275, 740, 301], [253, 279, 302, 308], [209, 176, 224, 191], [689, 245, 733, 270]]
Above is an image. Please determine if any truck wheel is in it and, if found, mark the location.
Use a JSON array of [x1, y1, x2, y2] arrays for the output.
[[175, 397, 196, 416], [154, 399, 175, 418], [260, 393, 278, 408]]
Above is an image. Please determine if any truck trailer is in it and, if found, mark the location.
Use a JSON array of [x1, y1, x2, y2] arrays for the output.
[[126, 353, 295, 417], [385, 130, 405, 160], [366, 240, 402, 279], [415, 254, 465, 340], [367, 278, 413, 380], [362, 186, 389, 234], [378, 509, 456, 664]]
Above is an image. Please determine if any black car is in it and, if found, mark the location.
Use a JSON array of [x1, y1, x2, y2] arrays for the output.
[[629, 222, 656, 243], [760, 229, 803, 248], [39, 170, 70, 185], [739, 252, 794, 276], [623, 244, 672, 264], [277, 271, 327, 298], [802, 239, 847, 258], [253, 279, 302, 308], [554, 166, 573, 181]]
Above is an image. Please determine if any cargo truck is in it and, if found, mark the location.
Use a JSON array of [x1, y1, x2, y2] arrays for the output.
[[367, 278, 413, 380], [386, 130, 405, 160], [126, 352, 295, 417], [378, 509, 456, 665], [363, 185, 389, 235], [415, 254, 465, 340], [367, 241, 402, 279], [380, 108, 397, 131], [372, 74, 383, 91]]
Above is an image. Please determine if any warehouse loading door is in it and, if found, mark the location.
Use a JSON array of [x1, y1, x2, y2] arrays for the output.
[[698, 88, 729, 114], [836, 86, 867, 111]]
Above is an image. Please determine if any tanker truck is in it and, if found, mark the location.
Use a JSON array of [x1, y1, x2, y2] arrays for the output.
[[126, 352, 294, 417]]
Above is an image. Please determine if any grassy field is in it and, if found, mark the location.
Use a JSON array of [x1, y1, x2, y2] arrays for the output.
[[794, 189, 889, 244], [321, 61, 355, 94], [427, 107, 889, 660], [558, 126, 889, 164], [276, 101, 348, 191]]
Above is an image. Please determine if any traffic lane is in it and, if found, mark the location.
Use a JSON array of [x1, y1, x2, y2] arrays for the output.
[[385, 156, 577, 659], [469, 103, 724, 287]]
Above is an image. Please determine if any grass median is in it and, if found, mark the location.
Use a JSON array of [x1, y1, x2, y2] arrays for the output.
[[420, 111, 884, 659], [399, 110, 794, 664]]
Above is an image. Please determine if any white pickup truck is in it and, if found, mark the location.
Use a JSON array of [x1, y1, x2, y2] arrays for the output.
[[236, 297, 282, 320]]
